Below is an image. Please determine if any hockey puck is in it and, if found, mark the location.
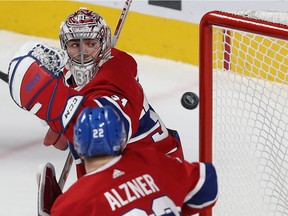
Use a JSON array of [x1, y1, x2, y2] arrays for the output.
[[181, 92, 199, 110]]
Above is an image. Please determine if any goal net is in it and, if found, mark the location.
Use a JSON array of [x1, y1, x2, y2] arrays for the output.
[[199, 11, 288, 216]]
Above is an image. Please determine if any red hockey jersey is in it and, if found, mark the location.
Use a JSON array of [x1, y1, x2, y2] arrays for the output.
[[51, 147, 218, 216], [48, 48, 183, 158]]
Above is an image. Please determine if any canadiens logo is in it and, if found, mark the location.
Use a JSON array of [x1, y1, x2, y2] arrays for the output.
[[68, 10, 101, 26]]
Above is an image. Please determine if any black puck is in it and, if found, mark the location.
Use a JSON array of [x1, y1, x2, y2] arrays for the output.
[[181, 92, 199, 110]]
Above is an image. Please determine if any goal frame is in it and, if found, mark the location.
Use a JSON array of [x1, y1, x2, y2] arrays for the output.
[[199, 10, 288, 216]]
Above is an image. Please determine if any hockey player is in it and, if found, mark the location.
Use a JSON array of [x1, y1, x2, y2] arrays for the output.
[[51, 8, 183, 160], [8, 8, 184, 159], [50, 106, 218, 216]]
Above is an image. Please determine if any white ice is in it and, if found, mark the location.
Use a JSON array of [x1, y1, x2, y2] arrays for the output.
[[0, 30, 199, 216]]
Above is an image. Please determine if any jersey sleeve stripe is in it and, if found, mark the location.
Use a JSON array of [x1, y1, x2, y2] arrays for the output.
[[94, 97, 132, 141], [184, 163, 206, 202], [127, 122, 160, 144], [184, 163, 218, 208]]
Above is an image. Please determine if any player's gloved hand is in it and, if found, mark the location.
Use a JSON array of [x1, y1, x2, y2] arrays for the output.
[[9, 41, 68, 76], [44, 128, 69, 150], [8, 41, 84, 133], [29, 42, 68, 75]]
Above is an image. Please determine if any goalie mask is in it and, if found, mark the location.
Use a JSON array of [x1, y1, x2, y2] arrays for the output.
[[59, 8, 112, 88], [74, 106, 127, 157]]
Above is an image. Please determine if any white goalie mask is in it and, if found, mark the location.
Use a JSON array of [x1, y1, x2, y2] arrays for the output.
[[59, 8, 112, 87]]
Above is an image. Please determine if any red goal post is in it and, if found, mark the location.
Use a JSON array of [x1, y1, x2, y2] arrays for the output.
[[199, 11, 288, 216]]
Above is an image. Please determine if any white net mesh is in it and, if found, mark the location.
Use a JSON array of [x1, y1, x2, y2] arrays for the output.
[[211, 11, 288, 216], [235, 10, 288, 25]]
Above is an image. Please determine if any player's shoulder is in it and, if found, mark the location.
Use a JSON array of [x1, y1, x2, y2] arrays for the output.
[[111, 48, 136, 65], [125, 145, 158, 155], [124, 146, 176, 164], [111, 47, 132, 57], [96, 48, 138, 80]]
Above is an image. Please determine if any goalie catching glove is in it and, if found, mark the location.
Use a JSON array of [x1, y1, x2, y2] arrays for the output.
[[8, 41, 84, 134]]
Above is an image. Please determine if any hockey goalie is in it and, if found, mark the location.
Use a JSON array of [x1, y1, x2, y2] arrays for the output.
[[8, 7, 186, 215]]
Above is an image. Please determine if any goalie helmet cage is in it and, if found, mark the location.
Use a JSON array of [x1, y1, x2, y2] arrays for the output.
[[199, 11, 288, 216]]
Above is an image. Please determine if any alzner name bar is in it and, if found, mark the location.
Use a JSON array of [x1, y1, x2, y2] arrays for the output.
[[104, 174, 160, 211]]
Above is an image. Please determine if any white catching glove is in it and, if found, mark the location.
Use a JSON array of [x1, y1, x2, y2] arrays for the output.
[[10, 41, 68, 76], [8, 41, 76, 129], [31, 43, 68, 75]]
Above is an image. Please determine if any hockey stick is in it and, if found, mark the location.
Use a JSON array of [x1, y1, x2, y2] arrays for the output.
[[111, 0, 133, 48], [58, 151, 73, 190], [0, 70, 8, 83]]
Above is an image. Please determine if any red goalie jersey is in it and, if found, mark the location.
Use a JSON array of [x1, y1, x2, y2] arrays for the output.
[[9, 44, 183, 159], [52, 48, 184, 159], [51, 147, 218, 216]]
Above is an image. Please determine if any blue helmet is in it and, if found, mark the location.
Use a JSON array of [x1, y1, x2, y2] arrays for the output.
[[74, 106, 127, 157]]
